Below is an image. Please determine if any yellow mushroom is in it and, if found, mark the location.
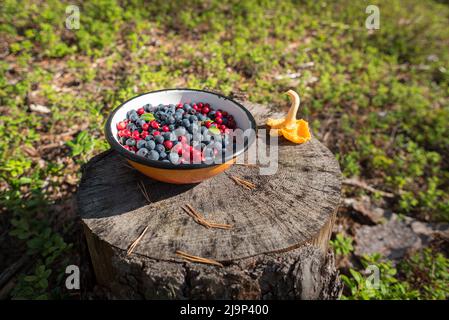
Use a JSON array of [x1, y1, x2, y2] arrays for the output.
[[266, 90, 311, 144]]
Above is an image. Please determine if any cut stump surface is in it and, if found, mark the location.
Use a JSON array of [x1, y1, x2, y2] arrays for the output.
[[78, 101, 342, 299]]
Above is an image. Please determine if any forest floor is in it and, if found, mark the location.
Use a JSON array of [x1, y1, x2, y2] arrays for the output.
[[0, 0, 448, 299]]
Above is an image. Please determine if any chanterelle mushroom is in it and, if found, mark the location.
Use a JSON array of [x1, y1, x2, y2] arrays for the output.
[[266, 90, 311, 144]]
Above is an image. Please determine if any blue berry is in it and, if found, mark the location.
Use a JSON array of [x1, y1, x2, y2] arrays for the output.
[[182, 119, 190, 128], [136, 140, 147, 149], [155, 135, 164, 144], [168, 124, 175, 131], [145, 135, 154, 141], [175, 127, 187, 136], [145, 140, 156, 150], [169, 152, 180, 164], [137, 148, 149, 157], [159, 151, 167, 159], [130, 113, 139, 122], [126, 138, 136, 146], [189, 115, 198, 123], [148, 150, 159, 160], [155, 144, 165, 153]]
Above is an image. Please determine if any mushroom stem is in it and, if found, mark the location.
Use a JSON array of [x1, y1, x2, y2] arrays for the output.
[[285, 90, 300, 126]]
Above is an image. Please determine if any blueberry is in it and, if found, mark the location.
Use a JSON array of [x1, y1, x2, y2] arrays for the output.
[[188, 123, 199, 133], [119, 137, 127, 145], [201, 126, 208, 134], [183, 103, 191, 110], [189, 115, 198, 123], [159, 151, 167, 159], [127, 110, 137, 119], [148, 150, 159, 160], [137, 148, 149, 157], [208, 111, 216, 118], [155, 144, 165, 153], [197, 114, 206, 121], [182, 119, 190, 128], [145, 135, 154, 141], [192, 132, 201, 142], [126, 138, 136, 146], [137, 140, 147, 149], [169, 152, 180, 164], [154, 135, 164, 144], [174, 113, 183, 121], [168, 124, 175, 131], [138, 119, 146, 127], [175, 127, 186, 136], [130, 113, 139, 122], [127, 123, 137, 131], [145, 140, 156, 150], [168, 116, 175, 124], [144, 104, 153, 112], [163, 132, 171, 141]]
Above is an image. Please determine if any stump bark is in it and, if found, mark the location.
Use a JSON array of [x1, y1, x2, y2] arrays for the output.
[[77, 101, 343, 299]]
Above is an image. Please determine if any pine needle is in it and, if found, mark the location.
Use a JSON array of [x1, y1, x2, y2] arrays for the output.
[[175, 250, 223, 267], [182, 204, 232, 230], [127, 225, 149, 256]]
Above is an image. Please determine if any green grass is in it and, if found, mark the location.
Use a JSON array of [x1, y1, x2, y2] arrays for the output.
[[1, 0, 448, 299]]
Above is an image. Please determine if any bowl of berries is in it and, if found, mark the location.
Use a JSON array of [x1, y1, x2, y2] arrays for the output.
[[105, 88, 256, 184]]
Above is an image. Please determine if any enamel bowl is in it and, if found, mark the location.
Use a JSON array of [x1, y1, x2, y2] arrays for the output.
[[105, 89, 256, 184]]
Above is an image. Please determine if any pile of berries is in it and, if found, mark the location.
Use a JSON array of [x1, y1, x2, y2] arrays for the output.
[[116, 102, 238, 164]]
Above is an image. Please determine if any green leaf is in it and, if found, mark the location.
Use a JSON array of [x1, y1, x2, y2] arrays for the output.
[[208, 126, 220, 135], [140, 113, 155, 121], [24, 275, 37, 282]]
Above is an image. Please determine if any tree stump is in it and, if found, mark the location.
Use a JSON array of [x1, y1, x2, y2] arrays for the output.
[[77, 101, 343, 299]]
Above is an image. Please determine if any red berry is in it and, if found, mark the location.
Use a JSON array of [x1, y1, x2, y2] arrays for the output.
[[123, 129, 131, 137], [193, 104, 200, 111], [202, 107, 210, 114], [219, 125, 227, 130], [205, 103, 210, 109], [141, 131, 149, 139], [215, 111, 222, 118], [222, 111, 228, 117], [153, 130, 161, 136], [117, 121, 127, 130], [151, 120, 160, 129], [198, 102, 203, 108], [162, 125, 170, 132], [228, 115, 234, 121], [204, 121, 212, 128], [118, 130, 125, 137], [215, 117, 223, 125], [142, 123, 150, 131], [124, 145, 131, 150], [178, 136, 188, 143], [132, 130, 140, 139], [137, 108, 145, 115], [131, 146, 138, 152], [177, 103, 183, 109], [163, 140, 173, 149]]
